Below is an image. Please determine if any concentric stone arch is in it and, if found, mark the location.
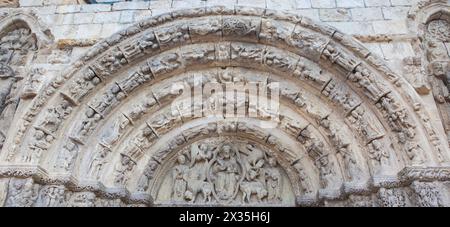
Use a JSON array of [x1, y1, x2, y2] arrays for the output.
[[1, 6, 449, 207]]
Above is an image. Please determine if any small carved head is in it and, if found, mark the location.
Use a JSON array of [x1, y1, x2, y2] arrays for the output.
[[177, 155, 186, 165], [34, 130, 45, 140], [268, 157, 277, 167], [221, 144, 232, 158], [429, 61, 447, 78]]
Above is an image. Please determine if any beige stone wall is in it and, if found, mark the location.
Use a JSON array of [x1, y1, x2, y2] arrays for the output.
[[16, 1, 420, 58]]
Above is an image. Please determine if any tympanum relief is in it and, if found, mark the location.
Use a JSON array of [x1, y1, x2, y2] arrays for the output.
[[156, 139, 295, 206]]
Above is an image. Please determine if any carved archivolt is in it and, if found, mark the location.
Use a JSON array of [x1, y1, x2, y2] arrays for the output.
[[0, 7, 449, 207]]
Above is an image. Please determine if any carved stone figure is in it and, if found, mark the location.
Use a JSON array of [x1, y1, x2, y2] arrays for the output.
[[40, 99, 72, 133], [320, 118, 363, 182], [316, 155, 339, 190], [211, 144, 241, 201], [113, 154, 136, 186], [23, 129, 53, 163], [136, 159, 159, 192], [5, 178, 39, 207], [0, 64, 17, 149], [67, 192, 95, 207], [171, 155, 189, 202], [35, 185, 65, 207], [0, 26, 37, 149], [240, 180, 268, 203], [55, 139, 79, 171], [265, 157, 282, 202], [78, 108, 102, 138], [87, 145, 112, 179], [21, 68, 45, 99], [367, 139, 392, 175], [292, 160, 314, 196]]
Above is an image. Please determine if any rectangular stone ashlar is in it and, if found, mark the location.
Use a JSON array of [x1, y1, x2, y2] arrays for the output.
[[222, 16, 261, 42], [188, 16, 222, 42]]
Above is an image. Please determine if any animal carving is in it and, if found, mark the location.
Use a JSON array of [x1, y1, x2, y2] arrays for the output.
[[243, 144, 265, 166], [239, 181, 268, 203], [185, 181, 213, 203]]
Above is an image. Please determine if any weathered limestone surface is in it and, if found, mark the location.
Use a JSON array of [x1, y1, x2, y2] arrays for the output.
[[0, 0, 449, 207]]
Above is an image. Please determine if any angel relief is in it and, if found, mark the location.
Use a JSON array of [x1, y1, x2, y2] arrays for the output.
[[157, 139, 293, 206]]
